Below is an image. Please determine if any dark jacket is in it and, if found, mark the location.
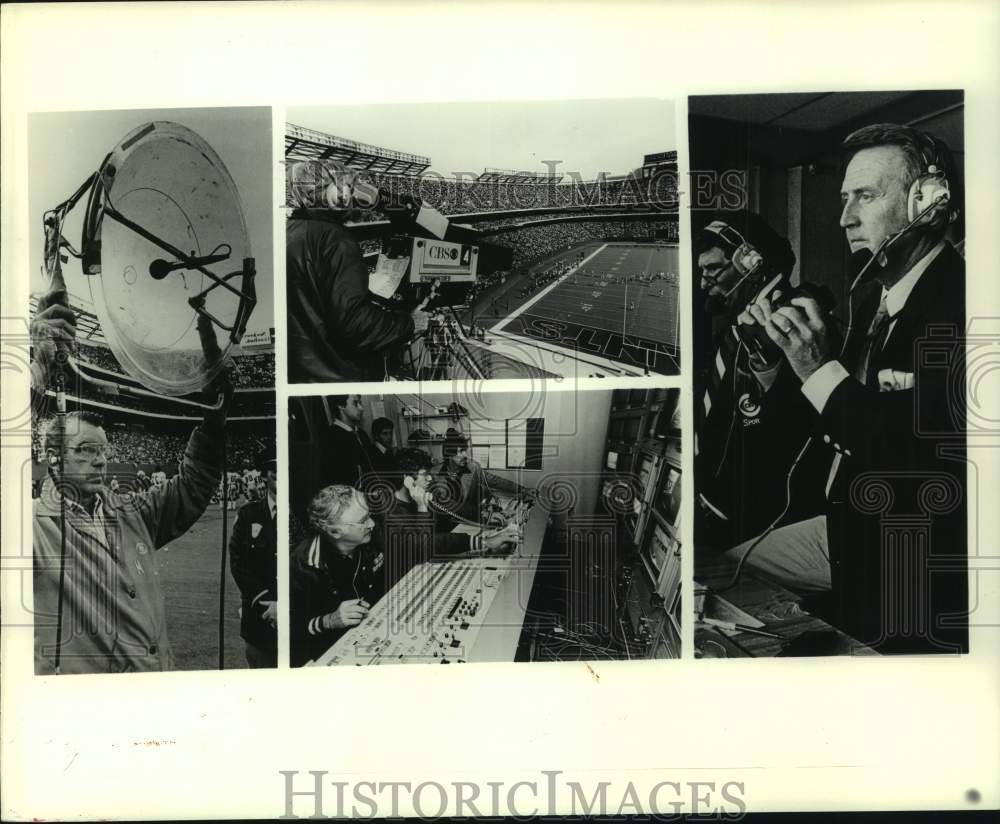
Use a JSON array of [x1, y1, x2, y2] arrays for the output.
[[694, 322, 825, 547], [322, 423, 377, 490], [381, 494, 474, 561], [808, 242, 967, 653], [287, 210, 414, 382], [369, 442, 398, 475], [289, 533, 387, 667], [430, 458, 525, 526], [228, 496, 277, 652]]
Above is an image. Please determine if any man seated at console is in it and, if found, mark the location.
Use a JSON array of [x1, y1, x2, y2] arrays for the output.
[[384, 447, 520, 560], [431, 428, 535, 529], [289, 485, 383, 667]]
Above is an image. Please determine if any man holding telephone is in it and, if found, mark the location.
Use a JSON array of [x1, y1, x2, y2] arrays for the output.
[[384, 447, 522, 558], [726, 123, 967, 654], [694, 212, 824, 548]]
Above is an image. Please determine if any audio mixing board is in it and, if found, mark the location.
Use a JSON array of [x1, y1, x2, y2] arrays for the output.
[[312, 558, 516, 665], [311, 500, 539, 666]]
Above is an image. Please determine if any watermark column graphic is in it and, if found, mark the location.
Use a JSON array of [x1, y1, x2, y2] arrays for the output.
[[1, 316, 39, 632], [850, 471, 963, 650], [915, 318, 1000, 631], [2, 311, 145, 667]]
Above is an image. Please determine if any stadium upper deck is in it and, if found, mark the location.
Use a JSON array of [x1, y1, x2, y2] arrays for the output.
[[28, 295, 275, 421], [285, 124, 677, 220]]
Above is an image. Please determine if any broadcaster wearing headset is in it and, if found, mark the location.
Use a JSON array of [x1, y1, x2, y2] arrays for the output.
[[725, 123, 967, 654]]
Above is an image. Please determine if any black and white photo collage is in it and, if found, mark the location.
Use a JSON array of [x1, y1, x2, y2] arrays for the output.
[[3, 2, 997, 819]]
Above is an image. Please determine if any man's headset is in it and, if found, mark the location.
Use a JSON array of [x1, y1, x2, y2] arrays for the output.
[[906, 132, 957, 229], [848, 131, 958, 295], [704, 220, 764, 297], [701, 220, 766, 298]]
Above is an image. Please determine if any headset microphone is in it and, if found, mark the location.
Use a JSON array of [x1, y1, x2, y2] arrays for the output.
[[848, 186, 951, 295]]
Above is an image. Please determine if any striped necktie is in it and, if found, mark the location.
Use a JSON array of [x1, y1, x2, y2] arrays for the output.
[[855, 294, 891, 386]]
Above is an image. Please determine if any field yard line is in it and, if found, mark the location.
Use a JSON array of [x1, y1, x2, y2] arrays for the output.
[[491, 243, 608, 333], [483, 327, 648, 377]]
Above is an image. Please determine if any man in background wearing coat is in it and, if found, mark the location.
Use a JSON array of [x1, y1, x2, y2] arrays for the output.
[[228, 446, 278, 668]]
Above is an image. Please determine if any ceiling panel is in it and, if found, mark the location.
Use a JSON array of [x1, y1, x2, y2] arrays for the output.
[[773, 91, 910, 130], [688, 93, 828, 124]]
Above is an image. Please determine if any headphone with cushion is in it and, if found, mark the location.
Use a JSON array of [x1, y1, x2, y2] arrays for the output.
[[906, 132, 958, 228]]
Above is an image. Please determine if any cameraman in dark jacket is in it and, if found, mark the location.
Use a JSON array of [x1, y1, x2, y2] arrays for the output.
[[286, 161, 430, 381]]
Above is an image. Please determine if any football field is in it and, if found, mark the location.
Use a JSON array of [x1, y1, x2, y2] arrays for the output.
[[494, 243, 680, 374], [157, 508, 252, 671]]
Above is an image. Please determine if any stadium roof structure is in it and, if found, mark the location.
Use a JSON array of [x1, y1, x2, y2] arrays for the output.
[[285, 123, 430, 176], [476, 168, 564, 184], [642, 150, 677, 166]]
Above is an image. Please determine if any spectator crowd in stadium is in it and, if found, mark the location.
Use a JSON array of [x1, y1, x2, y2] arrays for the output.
[[31, 415, 270, 499], [74, 343, 275, 389], [290, 170, 678, 222]]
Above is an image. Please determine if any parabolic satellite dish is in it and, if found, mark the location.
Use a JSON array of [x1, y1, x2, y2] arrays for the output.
[[78, 121, 256, 396]]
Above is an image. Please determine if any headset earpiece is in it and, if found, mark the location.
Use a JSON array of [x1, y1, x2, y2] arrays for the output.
[[907, 137, 957, 227], [732, 242, 764, 275], [907, 170, 952, 226]]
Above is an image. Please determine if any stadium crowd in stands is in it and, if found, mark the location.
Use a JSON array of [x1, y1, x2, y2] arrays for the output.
[[74, 343, 275, 389], [31, 416, 269, 482], [289, 171, 677, 222], [483, 219, 673, 269]]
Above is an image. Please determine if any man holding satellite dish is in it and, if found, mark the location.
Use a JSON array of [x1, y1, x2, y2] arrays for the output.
[[27, 117, 268, 673], [31, 291, 231, 675]]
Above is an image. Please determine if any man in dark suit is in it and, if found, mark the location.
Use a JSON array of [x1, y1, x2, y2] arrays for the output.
[[228, 447, 278, 668], [730, 123, 966, 654], [322, 394, 376, 490]]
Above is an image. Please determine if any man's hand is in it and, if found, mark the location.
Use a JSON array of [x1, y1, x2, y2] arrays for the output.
[[321, 598, 370, 631], [737, 293, 784, 370], [764, 296, 833, 383], [481, 522, 521, 554], [410, 482, 433, 512], [411, 297, 433, 337], [31, 291, 76, 373], [260, 600, 278, 628], [201, 372, 234, 435]]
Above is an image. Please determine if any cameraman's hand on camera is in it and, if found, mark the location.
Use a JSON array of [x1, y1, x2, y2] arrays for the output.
[[411, 296, 433, 337], [766, 296, 832, 383]]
